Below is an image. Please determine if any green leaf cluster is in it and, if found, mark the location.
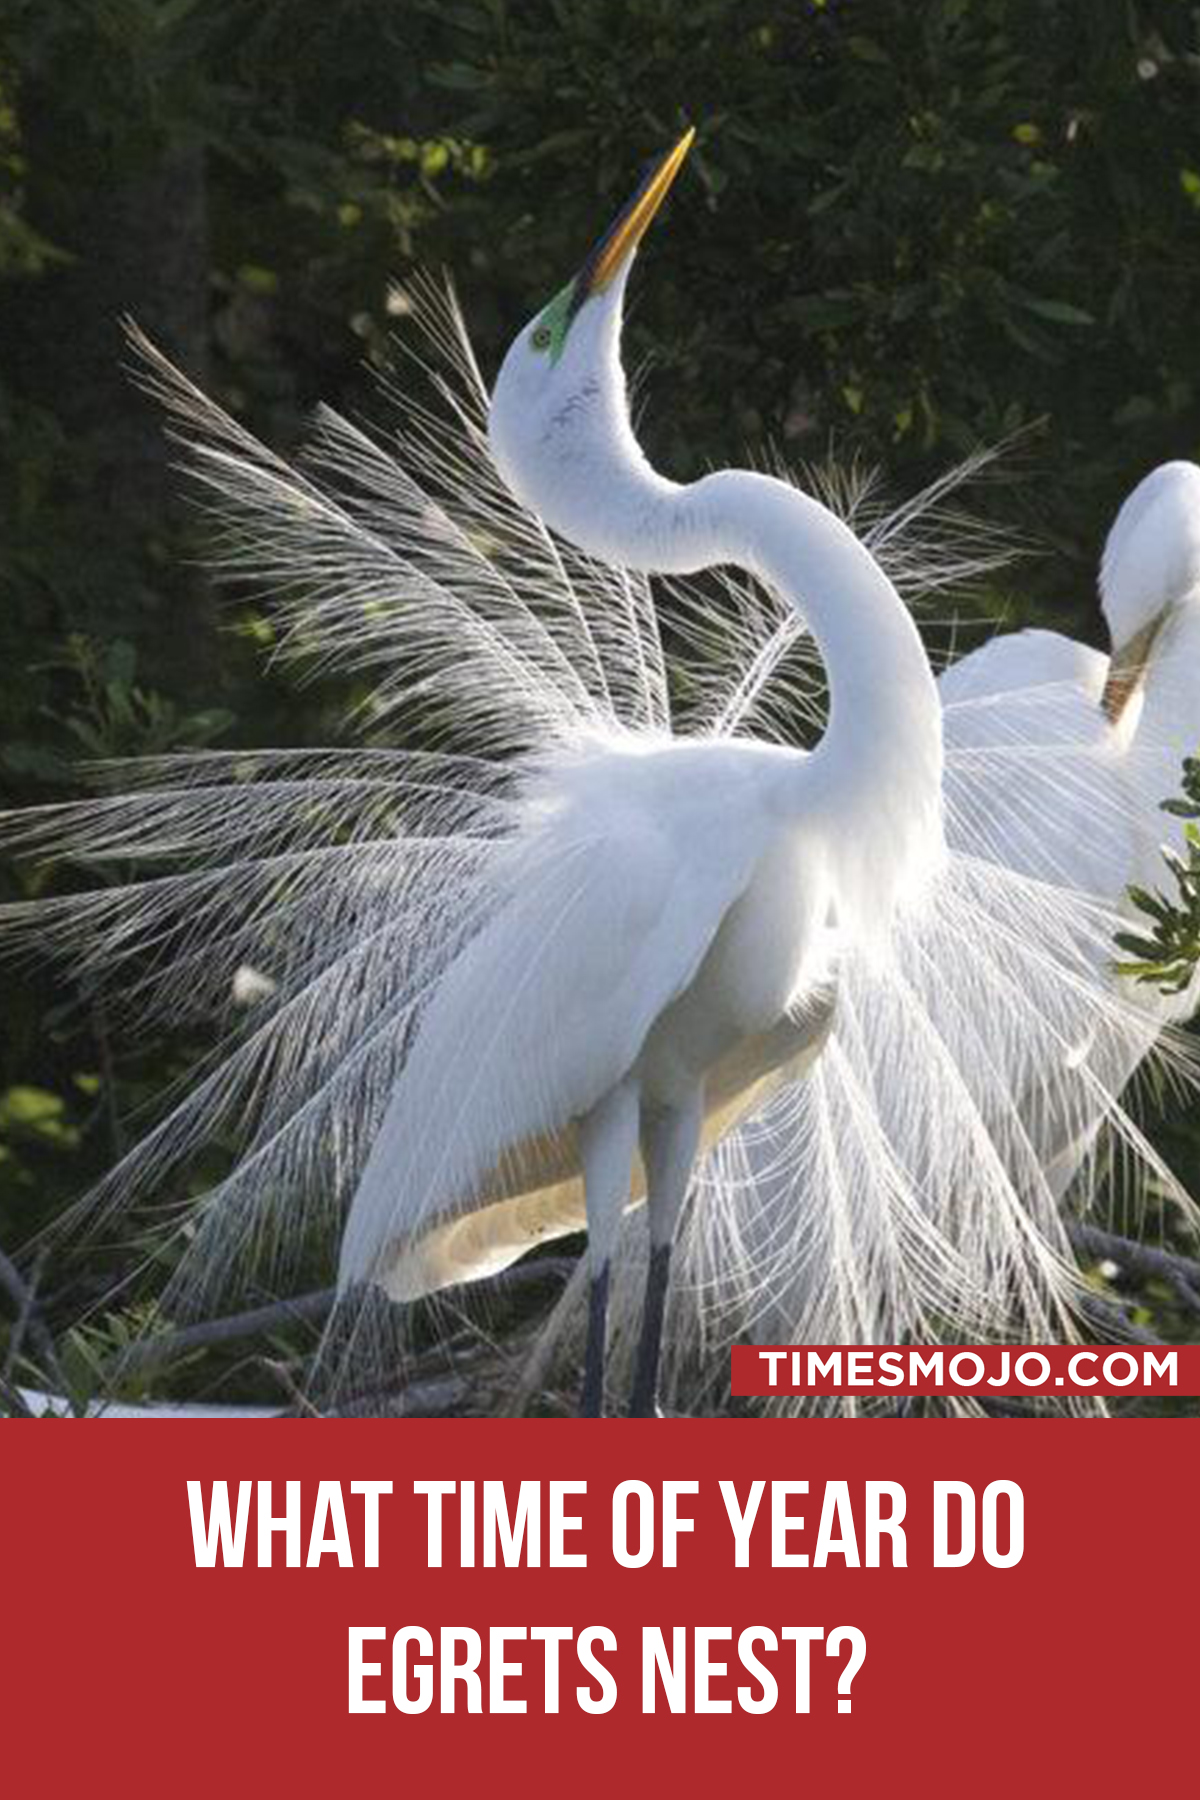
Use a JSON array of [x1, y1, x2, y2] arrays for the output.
[[1116, 755, 1200, 994]]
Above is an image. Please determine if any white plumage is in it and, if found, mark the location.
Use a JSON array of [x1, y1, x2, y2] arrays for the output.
[[937, 461, 1200, 1194], [339, 736, 835, 1303]]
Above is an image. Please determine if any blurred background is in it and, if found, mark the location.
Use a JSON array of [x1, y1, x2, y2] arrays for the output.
[[2, 0, 1199, 1400]]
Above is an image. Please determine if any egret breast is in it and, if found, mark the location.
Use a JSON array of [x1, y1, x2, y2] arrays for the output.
[[637, 830, 827, 1103]]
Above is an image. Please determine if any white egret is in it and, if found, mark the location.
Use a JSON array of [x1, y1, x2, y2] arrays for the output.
[[4, 141, 1191, 1419], [337, 129, 946, 1415], [935, 460, 1200, 1195]]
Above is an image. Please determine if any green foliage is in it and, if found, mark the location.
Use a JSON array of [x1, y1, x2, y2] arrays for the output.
[[50, 636, 234, 761], [0, 59, 61, 277], [1117, 754, 1200, 993]]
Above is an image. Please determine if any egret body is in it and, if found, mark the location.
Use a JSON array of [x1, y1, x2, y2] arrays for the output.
[[338, 134, 944, 1414]]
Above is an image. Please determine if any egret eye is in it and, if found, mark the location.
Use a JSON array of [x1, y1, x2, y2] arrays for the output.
[[531, 324, 553, 352]]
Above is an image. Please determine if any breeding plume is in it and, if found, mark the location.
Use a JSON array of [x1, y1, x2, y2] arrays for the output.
[[3, 140, 1189, 1418]]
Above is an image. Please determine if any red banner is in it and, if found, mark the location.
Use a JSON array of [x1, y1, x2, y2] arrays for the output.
[[2, 1419, 1196, 1795], [730, 1342, 1198, 1396]]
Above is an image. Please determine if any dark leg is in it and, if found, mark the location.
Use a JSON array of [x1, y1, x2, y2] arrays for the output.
[[580, 1260, 610, 1418], [577, 1080, 640, 1420], [630, 1091, 701, 1420], [629, 1241, 672, 1417]]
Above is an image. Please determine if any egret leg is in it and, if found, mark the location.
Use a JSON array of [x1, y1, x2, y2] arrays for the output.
[[580, 1261, 610, 1420], [578, 1080, 640, 1418], [630, 1090, 702, 1418], [629, 1242, 672, 1419]]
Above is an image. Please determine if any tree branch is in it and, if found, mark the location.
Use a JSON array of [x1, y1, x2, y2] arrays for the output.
[[108, 1253, 580, 1379], [1069, 1223, 1200, 1321], [111, 1288, 333, 1377]]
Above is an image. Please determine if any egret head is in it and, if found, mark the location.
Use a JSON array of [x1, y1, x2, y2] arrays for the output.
[[488, 130, 693, 556], [1100, 460, 1200, 722]]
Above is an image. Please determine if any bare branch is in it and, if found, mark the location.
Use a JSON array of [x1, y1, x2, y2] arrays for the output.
[[108, 1253, 580, 1378], [318, 1370, 473, 1418], [111, 1288, 333, 1377], [1070, 1223, 1200, 1321]]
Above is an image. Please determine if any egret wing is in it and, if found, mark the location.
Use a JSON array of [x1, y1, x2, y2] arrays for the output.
[[338, 803, 762, 1298], [937, 628, 1103, 714]]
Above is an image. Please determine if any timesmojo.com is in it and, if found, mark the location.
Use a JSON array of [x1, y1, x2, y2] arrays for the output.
[[730, 1344, 1193, 1397]]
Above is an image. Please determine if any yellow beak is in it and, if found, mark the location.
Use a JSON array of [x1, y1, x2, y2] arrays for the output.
[[1100, 608, 1169, 724], [575, 128, 695, 302]]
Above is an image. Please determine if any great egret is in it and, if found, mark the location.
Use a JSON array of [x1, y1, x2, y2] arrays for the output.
[[3, 140, 1188, 1419], [936, 460, 1200, 1194], [336, 129, 950, 1416]]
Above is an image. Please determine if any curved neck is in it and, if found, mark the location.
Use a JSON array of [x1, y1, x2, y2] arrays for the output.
[[679, 470, 940, 767], [586, 459, 945, 925]]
